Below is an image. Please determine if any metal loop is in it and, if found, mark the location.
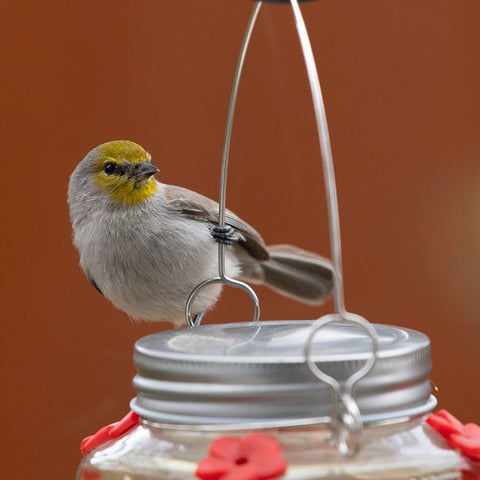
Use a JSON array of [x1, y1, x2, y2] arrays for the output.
[[304, 313, 378, 456], [185, 276, 260, 328], [305, 313, 379, 395], [335, 393, 363, 458]]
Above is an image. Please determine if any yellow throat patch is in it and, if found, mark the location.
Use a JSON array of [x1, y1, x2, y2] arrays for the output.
[[93, 140, 158, 205]]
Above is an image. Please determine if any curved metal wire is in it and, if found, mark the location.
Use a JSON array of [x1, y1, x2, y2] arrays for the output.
[[184, 1, 379, 458], [185, 2, 262, 328], [289, 0, 380, 456], [304, 312, 379, 457], [289, 0, 345, 315]]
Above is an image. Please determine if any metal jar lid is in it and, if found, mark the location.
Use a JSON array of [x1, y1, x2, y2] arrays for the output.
[[131, 320, 436, 426]]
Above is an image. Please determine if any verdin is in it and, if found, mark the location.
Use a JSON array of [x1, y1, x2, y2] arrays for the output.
[[68, 140, 334, 325]]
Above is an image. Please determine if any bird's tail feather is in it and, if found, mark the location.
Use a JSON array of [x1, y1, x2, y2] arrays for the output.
[[260, 244, 334, 305]]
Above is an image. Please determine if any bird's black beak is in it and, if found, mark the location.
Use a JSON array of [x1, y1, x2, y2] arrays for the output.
[[131, 162, 159, 181]]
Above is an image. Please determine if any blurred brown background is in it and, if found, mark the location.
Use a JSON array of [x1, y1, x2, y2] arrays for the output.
[[1, 0, 480, 478]]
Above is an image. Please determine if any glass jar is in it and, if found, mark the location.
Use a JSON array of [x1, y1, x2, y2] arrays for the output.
[[77, 321, 464, 479], [78, 418, 463, 479]]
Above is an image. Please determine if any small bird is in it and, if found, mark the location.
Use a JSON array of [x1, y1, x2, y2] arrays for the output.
[[68, 140, 334, 325]]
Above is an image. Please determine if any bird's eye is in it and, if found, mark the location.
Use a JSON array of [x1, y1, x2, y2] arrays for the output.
[[103, 162, 119, 175]]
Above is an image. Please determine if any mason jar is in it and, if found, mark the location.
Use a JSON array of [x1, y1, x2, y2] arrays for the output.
[[76, 320, 465, 479]]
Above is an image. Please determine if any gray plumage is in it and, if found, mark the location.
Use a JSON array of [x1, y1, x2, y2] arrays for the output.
[[68, 141, 334, 325]]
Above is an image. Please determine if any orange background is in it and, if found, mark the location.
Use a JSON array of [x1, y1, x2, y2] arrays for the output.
[[2, 1, 480, 478]]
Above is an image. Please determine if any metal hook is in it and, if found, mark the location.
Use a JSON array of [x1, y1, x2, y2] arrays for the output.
[[335, 393, 363, 458], [185, 276, 260, 328], [304, 313, 379, 457], [185, 2, 262, 328]]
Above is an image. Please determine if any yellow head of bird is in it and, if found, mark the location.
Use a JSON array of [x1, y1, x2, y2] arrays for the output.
[[92, 140, 159, 205]]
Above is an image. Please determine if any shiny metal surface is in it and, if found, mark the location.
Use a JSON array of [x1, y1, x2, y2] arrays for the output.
[[131, 321, 434, 425]]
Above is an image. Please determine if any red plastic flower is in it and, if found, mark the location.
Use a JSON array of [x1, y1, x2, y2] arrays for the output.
[[196, 433, 287, 480], [79, 469, 103, 480], [426, 410, 480, 462], [80, 410, 140, 455]]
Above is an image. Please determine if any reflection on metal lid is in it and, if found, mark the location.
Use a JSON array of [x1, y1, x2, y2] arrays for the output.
[[131, 320, 435, 426]]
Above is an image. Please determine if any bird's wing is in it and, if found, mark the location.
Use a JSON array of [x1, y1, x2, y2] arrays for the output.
[[164, 184, 269, 260]]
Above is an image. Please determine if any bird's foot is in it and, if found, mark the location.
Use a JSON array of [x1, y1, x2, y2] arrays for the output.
[[193, 311, 205, 326], [211, 225, 237, 245]]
